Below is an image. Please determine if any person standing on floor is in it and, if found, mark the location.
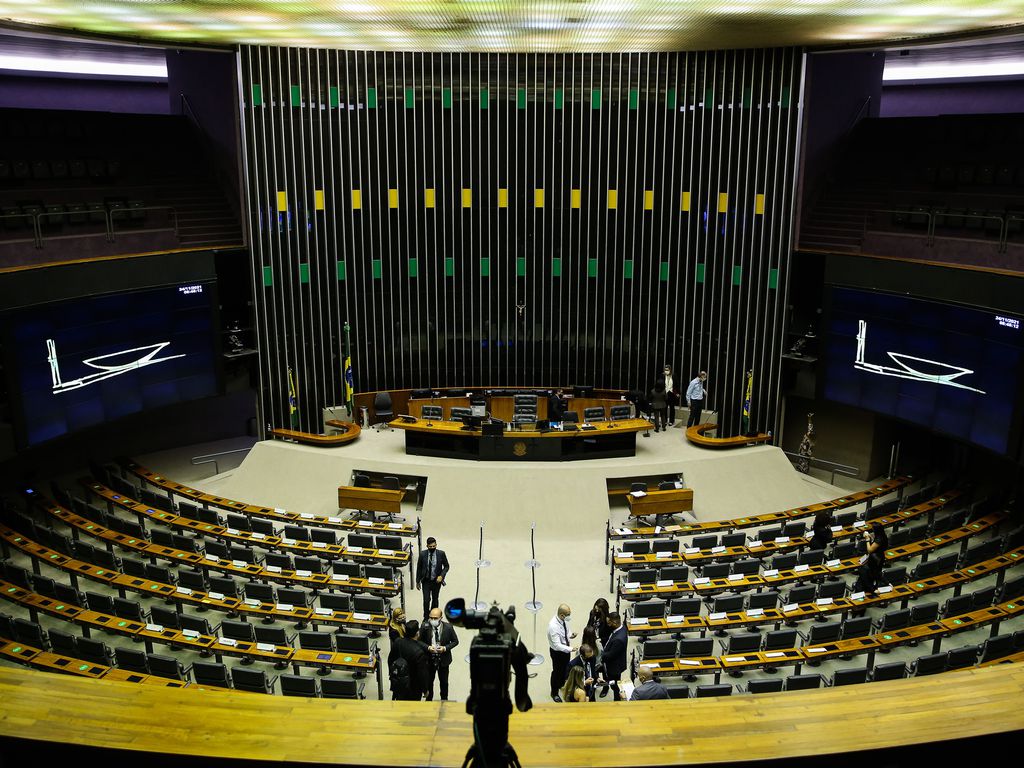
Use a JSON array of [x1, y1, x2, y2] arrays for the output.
[[650, 378, 668, 433], [600, 612, 628, 701], [416, 536, 450, 618], [547, 603, 575, 702], [686, 370, 708, 428], [418, 607, 459, 701], [388, 619, 430, 701], [662, 364, 679, 426]]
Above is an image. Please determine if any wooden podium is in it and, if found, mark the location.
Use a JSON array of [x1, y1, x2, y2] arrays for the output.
[[626, 488, 694, 519], [337, 485, 403, 515]]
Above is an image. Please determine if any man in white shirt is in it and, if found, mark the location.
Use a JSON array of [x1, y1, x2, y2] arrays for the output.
[[686, 370, 708, 428], [547, 603, 575, 702]]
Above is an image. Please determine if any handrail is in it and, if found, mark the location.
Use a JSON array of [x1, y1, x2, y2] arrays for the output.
[[190, 446, 251, 476], [864, 207, 1015, 253], [0, 211, 41, 247], [782, 450, 859, 484], [109, 205, 180, 238]]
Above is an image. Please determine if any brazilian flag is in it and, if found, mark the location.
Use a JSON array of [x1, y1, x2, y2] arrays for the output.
[[288, 367, 299, 428], [742, 370, 753, 433]]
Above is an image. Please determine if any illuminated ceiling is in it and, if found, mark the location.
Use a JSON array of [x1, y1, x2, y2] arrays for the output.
[[0, 1, 1023, 51]]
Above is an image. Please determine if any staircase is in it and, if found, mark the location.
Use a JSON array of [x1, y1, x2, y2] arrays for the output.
[[799, 187, 882, 254], [162, 181, 243, 248]]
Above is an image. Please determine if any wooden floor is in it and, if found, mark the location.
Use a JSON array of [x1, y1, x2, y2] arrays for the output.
[[2, 662, 1023, 766]]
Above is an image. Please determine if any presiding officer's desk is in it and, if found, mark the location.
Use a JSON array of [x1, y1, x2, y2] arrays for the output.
[[391, 416, 651, 461]]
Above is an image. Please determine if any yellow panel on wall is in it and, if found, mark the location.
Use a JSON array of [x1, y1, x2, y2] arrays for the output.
[[718, 192, 729, 212], [535, 188, 545, 208], [498, 188, 509, 208], [388, 188, 399, 209], [643, 190, 654, 211], [351, 189, 362, 209], [681, 191, 691, 211], [277, 191, 288, 212], [424, 188, 435, 208], [571, 189, 582, 209], [313, 190, 324, 211], [755, 193, 765, 214], [607, 189, 618, 209], [462, 188, 472, 208]]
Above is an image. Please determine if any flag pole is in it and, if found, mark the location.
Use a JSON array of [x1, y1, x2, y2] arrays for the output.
[[343, 320, 353, 417]]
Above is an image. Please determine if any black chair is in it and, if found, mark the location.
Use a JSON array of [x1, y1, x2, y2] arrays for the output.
[[630, 569, 658, 585], [641, 640, 678, 660], [830, 667, 868, 687], [782, 521, 806, 538], [232, 666, 277, 694], [664, 685, 690, 699], [309, 528, 338, 546], [112, 597, 148, 623], [691, 534, 718, 550], [710, 595, 744, 615], [147, 653, 191, 681], [220, 619, 257, 644], [785, 673, 822, 690], [971, 585, 998, 608], [145, 563, 177, 586], [798, 549, 825, 567], [284, 525, 311, 542], [421, 405, 443, 420], [816, 581, 847, 600], [251, 518, 277, 536], [583, 406, 605, 422], [652, 539, 680, 554], [254, 625, 297, 655], [871, 662, 906, 682], [178, 614, 214, 640], [84, 591, 115, 615], [208, 575, 241, 599], [280, 674, 320, 697], [731, 559, 760, 577], [946, 645, 979, 671], [661, 566, 689, 583], [701, 563, 730, 580], [840, 616, 873, 640], [979, 634, 1015, 663], [746, 678, 784, 694], [910, 653, 947, 676], [364, 565, 395, 583], [193, 660, 232, 689], [747, 591, 779, 611], [120, 556, 148, 578], [294, 556, 325, 575], [245, 583, 276, 603], [13, 618, 46, 648], [633, 600, 667, 620], [762, 629, 797, 652], [321, 678, 362, 699], [149, 606, 181, 630], [719, 633, 761, 669], [347, 533, 376, 550], [226, 513, 252, 532], [298, 630, 336, 653], [668, 598, 702, 617], [909, 602, 940, 625], [622, 540, 651, 555], [48, 629, 78, 657], [449, 407, 471, 422], [798, 622, 841, 655], [678, 637, 714, 658], [77, 638, 113, 666], [719, 532, 746, 548], [786, 585, 817, 606], [373, 391, 394, 429], [353, 596, 387, 616], [610, 404, 631, 420], [942, 593, 974, 618], [771, 553, 798, 571], [332, 561, 362, 579], [115, 647, 151, 674], [694, 684, 732, 697], [875, 609, 911, 633], [319, 593, 352, 614]]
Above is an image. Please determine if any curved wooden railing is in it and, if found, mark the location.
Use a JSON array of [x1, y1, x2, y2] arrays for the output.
[[270, 419, 361, 446], [0, 661, 1021, 766], [686, 421, 772, 448]]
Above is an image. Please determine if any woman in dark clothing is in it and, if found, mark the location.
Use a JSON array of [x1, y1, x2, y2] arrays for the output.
[[851, 523, 889, 615], [588, 598, 611, 646], [650, 379, 668, 433], [807, 511, 833, 551], [388, 606, 406, 641]]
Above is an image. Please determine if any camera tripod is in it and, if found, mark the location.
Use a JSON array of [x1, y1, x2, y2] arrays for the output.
[[462, 741, 522, 768]]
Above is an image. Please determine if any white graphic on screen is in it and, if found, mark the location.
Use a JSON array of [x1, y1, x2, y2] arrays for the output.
[[47, 338, 185, 394], [854, 320, 985, 394]]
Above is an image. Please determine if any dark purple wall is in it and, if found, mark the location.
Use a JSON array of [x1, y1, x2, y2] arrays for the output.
[[799, 51, 885, 215], [0, 75, 169, 114], [165, 50, 241, 214], [881, 80, 1024, 117]]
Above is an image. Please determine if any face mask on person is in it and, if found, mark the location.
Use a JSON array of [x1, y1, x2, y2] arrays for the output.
[[430, 618, 441, 627]]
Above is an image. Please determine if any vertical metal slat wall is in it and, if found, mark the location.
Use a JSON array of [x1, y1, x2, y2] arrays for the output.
[[240, 47, 804, 437]]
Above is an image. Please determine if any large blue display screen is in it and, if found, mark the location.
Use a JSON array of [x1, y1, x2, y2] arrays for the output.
[[6, 282, 220, 447], [823, 287, 1024, 455]]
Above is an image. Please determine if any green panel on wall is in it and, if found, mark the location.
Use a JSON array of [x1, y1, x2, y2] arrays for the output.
[[329, 86, 339, 108], [336, 261, 346, 281], [781, 86, 791, 108], [444, 257, 455, 277], [588, 258, 598, 277], [480, 257, 490, 277], [442, 88, 452, 108], [262, 265, 272, 286], [371, 259, 382, 279], [252, 84, 263, 106], [405, 88, 415, 108], [768, 268, 779, 289], [554, 89, 564, 109], [628, 89, 638, 110], [479, 88, 489, 109], [516, 257, 526, 276], [660, 262, 670, 282], [732, 265, 743, 286], [408, 258, 418, 278], [517, 88, 527, 109], [366, 87, 377, 108], [666, 88, 676, 109], [299, 263, 309, 283], [552, 257, 561, 277], [623, 260, 634, 279], [290, 85, 301, 107], [591, 89, 601, 109], [696, 263, 705, 283]]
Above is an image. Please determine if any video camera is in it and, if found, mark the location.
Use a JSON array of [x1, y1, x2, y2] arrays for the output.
[[445, 597, 533, 768]]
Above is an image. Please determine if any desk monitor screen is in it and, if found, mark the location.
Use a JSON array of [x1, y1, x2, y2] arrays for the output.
[[471, 403, 487, 418], [573, 385, 594, 398]]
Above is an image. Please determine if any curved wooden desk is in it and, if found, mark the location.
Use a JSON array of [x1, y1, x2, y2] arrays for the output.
[[686, 421, 772, 448], [391, 416, 651, 461], [1, 662, 1021, 766], [270, 420, 361, 446]]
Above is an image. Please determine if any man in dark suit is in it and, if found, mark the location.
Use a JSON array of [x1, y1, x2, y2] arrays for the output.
[[388, 619, 430, 701], [416, 536, 450, 618], [568, 643, 599, 701], [600, 611, 628, 701], [547, 388, 566, 421], [630, 665, 670, 701], [418, 607, 460, 701]]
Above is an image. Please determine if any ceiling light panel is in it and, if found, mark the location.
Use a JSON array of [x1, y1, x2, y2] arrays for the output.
[[0, 1, 1022, 51]]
